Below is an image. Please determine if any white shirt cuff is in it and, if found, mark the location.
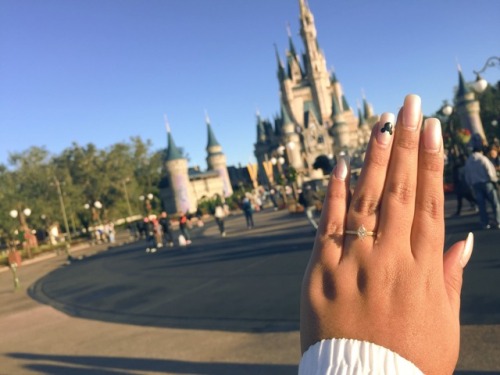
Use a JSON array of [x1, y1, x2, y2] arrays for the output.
[[299, 338, 423, 375]]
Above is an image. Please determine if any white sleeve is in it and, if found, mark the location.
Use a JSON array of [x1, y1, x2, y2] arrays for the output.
[[299, 338, 423, 375]]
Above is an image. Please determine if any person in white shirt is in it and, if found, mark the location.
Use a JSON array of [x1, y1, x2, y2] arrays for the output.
[[464, 135, 500, 229], [299, 95, 474, 374]]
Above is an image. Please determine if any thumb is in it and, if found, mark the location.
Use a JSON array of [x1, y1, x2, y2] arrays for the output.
[[443, 232, 474, 315]]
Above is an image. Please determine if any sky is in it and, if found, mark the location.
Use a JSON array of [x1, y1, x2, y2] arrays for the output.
[[1, 0, 499, 170]]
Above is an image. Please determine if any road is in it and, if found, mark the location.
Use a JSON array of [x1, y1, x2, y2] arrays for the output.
[[0, 198, 499, 374]]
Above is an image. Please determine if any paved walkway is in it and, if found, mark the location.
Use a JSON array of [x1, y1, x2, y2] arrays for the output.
[[0, 201, 499, 374]]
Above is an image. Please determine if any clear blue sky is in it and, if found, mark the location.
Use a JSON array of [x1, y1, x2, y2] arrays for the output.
[[1, 0, 499, 169]]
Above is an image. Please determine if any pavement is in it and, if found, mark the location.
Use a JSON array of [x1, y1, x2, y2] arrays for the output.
[[0, 198, 499, 375]]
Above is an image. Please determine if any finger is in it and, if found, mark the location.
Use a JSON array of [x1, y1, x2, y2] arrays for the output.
[[345, 112, 395, 249], [378, 94, 422, 249], [412, 118, 445, 260], [313, 155, 350, 265], [443, 233, 474, 315]]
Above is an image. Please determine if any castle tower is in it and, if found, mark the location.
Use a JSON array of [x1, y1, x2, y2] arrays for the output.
[[299, 0, 331, 122], [454, 68, 487, 143], [205, 115, 233, 197], [162, 126, 196, 214], [281, 102, 303, 171]]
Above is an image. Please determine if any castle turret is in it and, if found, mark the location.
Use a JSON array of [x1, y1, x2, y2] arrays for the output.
[[205, 115, 233, 197], [162, 126, 196, 214], [454, 68, 487, 143], [281, 103, 303, 171], [286, 26, 303, 83]]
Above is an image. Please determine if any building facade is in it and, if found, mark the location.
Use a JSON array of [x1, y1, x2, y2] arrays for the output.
[[254, 0, 378, 185]]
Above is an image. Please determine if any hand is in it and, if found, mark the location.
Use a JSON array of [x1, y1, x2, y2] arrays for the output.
[[300, 95, 474, 374]]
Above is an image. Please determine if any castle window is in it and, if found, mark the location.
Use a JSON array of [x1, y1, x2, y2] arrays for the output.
[[318, 135, 324, 144]]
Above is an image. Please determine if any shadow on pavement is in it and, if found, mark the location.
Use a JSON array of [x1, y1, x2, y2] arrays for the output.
[[8, 353, 296, 375], [28, 213, 312, 333]]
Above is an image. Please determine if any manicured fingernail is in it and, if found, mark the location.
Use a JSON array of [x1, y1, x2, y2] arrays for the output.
[[376, 113, 395, 147], [334, 155, 349, 181], [460, 232, 474, 268], [403, 94, 421, 130], [423, 118, 442, 152]]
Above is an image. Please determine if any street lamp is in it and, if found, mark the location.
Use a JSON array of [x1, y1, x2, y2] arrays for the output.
[[473, 56, 500, 93], [9, 206, 33, 258], [442, 102, 453, 117]]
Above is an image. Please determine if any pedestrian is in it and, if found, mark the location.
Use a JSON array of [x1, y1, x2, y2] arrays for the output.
[[214, 200, 227, 237], [153, 217, 163, 248], [195, 207, 204, 227], [269, 188, 279, 211], [143, 217, 157, 253], [107, 221, 116, 244], [488, 146, 500, 178], [464, 134, 500, 229], [159, 211, 174, 247], [298, 184, 320, 230], [241, 196, 254, 229], [178, 212, 192, 245], [451, 152, 477, 216]]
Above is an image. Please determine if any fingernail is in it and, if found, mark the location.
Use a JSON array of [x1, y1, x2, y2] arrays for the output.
[[376, 113, 396, 147], [460, 232, 474, 268], [423, 118, 442, 152], [403, 94, 421, 130], [334, 155, 349, 181]]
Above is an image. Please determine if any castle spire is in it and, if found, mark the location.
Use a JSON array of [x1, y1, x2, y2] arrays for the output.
[[205, 111, 221, 149], [287, 23, 298, 59], [341, 95, 350, 112], [357, 102, 366, 127], [457, 66, 471, 97], [256, 110, 267, 143], [274, 43, 286, 82], [164, 116, 183, 161]]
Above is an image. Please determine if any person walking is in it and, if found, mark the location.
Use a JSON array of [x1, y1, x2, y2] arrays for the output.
[[299, 184, 320, 231], [143, 217, 157, 253], [159, 211, 175, 247], [269, 187, 279, 211], [451, 153, 477, 216], [178, 212, 192, 245], [241, 197, 254, 229], [464, 135, 500, 229], [214, 202, 227, 237]]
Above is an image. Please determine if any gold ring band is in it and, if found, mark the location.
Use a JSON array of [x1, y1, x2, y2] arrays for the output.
[[345, 225, 376, 240]]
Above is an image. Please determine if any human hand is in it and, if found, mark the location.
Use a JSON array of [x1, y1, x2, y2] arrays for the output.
[[300, 94, 474, 374]]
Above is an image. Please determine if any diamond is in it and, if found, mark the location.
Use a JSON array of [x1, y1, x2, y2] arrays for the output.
[[357, 225, 367, 239]]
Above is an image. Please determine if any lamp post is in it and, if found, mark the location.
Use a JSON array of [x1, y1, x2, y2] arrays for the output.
[[9, 207, 33, 259], [473, 56, 500, 93]]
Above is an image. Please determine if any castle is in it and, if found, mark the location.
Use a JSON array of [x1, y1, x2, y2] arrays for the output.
[[159, 0, 386, 214], [159, 118, 233, 214], [254, 0, 379, 185]]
